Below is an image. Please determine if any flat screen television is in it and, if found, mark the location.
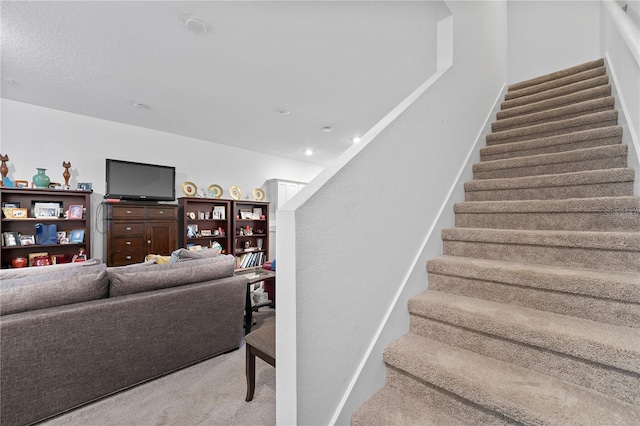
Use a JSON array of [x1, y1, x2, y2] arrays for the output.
[[105, 159, 175, 201]]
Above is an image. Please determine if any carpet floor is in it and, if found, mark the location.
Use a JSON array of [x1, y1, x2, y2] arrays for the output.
[[41, 309, 276, 426]]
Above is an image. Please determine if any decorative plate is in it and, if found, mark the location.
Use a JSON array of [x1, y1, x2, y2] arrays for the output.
[[181, 181, 197, 197], [229, 185, 242, 200], [208, 184, 223, 199], [253, 188, 266, 201]]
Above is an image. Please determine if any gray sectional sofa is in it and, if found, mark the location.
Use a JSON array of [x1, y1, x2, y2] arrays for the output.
[[0, 253, 248, 426]]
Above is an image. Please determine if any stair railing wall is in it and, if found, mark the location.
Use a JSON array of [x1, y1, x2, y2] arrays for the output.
[[276, 2, 509, 424], [602, 0, 640, 194]]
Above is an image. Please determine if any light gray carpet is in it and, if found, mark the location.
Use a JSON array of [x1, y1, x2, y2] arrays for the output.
[[41, 309, 276, 426]]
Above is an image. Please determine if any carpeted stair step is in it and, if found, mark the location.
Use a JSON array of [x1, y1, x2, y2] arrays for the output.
[[480, 126, 623, 161], [464, 167, 635, 201], [504, 66, 607, 102], [351, 371, 513, 426], [454, 196, 640, 232], [441, 227, 640, 272], [501, 75, 609, 111], [491, 96, 615, 133], [384, 333, 640, 425], [496, 84, 612, 121], [427, 255, 640, 327], [508, 58, 604, 92], [486, 110, 618, 145], [408, 290, 640, 375], [473, 144, 627, 180], [408, 292, 640, 405]]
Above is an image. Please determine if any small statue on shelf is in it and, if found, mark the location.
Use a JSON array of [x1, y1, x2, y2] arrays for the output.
[[62, 161, 71, 187]]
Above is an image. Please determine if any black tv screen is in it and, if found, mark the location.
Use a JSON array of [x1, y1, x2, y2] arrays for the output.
[[105, 159, 175, 201]]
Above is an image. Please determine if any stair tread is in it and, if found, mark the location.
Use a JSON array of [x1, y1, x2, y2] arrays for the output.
[[505, 67, 607, 101], [508, 59, 604, 92], [493, 96, 614, 132], [473, 144, 627, 173], [480, 126, 623, 158], [497, 85, 612, 121], [487, 110, 617, 143], [465, 167, 634, 191], [501, 75, 610, 111], [385, 333, 640, 425], [351, 386, 478, 426], [408, 290, 640, 373], [455, 196, 640, 213], [441, 227, 640, 251], [427, 255, 640, 302]]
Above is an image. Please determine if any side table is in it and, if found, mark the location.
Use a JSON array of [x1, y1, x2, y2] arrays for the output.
[[236, 268, 276, 334]]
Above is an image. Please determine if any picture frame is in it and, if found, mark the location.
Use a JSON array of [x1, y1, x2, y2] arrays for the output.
[[33, 201, 62, 218], [68, 205, 84, 219], [186, 224, 198, 238], [77, 182, 93, 191], [200, 229, 212, 236], [69, 229, 85, 243], [213, 206, 225, 220], [240, 209, 252, 220], [252, 207, 263, 217], [19, 235, 36, 246], [14, 180, 28, 188], [2, 202, 20, 208], [10, 208, 28, 219], [57, 231, 67, 244], [2, 232, 19, 247]]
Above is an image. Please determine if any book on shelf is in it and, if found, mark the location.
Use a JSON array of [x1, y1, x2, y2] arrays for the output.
[[237, 251, 265, 269]]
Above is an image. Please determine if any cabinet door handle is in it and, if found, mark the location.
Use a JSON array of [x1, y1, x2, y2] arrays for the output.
[[158, 211, 164, 214], [126, 227, 132, 231], [126, 210, 132, 214], [147, 240, 152, 245], [126, 255, 132, 260], [126, 241, 132, 245]]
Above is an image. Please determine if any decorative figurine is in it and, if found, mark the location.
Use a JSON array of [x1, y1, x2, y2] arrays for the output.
[[62, 161, 71, 186], [0, 154, 9, 187]]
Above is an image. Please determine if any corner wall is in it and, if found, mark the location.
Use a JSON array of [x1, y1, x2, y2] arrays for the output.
[[0, 99, 324, 260]]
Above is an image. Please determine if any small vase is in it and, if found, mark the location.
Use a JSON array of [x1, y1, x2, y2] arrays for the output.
[[32, 168, 50, 188]]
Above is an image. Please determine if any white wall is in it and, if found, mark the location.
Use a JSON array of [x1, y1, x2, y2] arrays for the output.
[[0, 99, 324, 260], [507, 1, 601, 84], [277, 1, 508, 424]]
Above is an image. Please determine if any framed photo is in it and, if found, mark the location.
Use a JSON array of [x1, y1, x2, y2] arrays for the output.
[[68, 205, 84, 219], [57, 231, 67, 244], [33, 201, 62, 218], [19, 235, 35, 246], [77, 182, 93, 191], [200, 229, 212, 236], [186, 224, 198, 238], [252, 207, 263, 217], [213, 206, 226, 220], [15, 180, 28, 188], [240, 209, 252, 220], [2, 232, 19, 247], [69, 229, 85, 243], [10, 208, 28, 218], [2, 202, 20, 208]]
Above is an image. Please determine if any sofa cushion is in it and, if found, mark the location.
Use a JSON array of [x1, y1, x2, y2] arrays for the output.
[[108, 255, 236, 297], [169, 247, 220, 263], [0, 258, 102, 280], [0, 263, 109, 316]]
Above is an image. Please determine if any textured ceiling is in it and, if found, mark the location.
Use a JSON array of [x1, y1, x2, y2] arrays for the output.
[[1, 1, 442, 165]]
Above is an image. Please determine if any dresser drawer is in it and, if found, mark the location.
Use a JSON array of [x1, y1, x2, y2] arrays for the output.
[[110, 252, 146, 266], [146, 206, 178, 219], [111, 222, 145, 236], [111, 236, 145, 250], [109, 206, 145, 218]]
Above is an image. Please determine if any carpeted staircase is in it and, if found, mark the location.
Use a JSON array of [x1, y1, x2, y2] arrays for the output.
[[352, 58, 640, 425]]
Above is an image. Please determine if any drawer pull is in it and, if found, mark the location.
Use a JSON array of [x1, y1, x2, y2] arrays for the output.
[[126, 241, 132, 245], [126, 210, 132, 214], [147, 240, 152, 245], [126, 227, 132, 231], [126, 256, 132, 260], [158, 211, 164, 214]]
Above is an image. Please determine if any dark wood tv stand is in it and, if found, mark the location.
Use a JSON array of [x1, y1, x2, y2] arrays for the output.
[[103, 201, 178, 266]]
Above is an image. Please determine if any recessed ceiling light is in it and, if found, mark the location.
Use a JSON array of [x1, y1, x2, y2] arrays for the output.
[[322, 126, 332, 133], [186, 18, 207, 34], [133, 102, 148, 109], [277, 109, 290, 115], [305, 149, 314, 156], [352, 137, 361, 143]]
